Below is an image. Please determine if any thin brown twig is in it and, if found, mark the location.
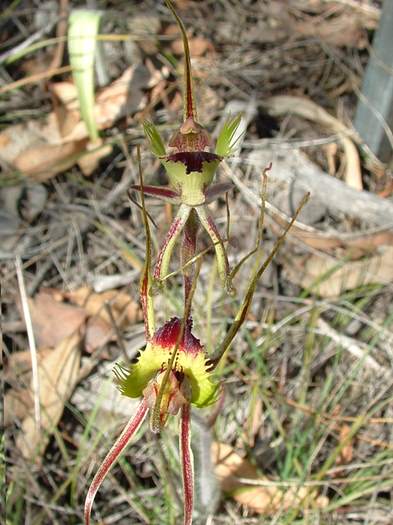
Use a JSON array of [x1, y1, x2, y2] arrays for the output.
[[48, 0, 69, 71], [0, 65, 72, 95]]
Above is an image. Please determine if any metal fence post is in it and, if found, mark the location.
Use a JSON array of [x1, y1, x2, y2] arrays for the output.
[[354, 0, 393, 163]]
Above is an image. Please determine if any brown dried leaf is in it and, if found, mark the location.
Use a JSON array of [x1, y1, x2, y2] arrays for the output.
[[84, 315, 113, 354], [16, 332, 81, 461], [0, 65, 150, 180], [4, 389, 33, 427], [13, 140, 87, 182], [27, 290, 86, 348], [170, 36, 212, 57], [337, 424, 354, 465], [212, 442, 328, 514], [77, 138, 113, 176], [284, 246, 393, 297], [269, 207, 393, 253], [4, 348, 52, 383], [64, 286, 142, 327], [290, 10, 369, 48]]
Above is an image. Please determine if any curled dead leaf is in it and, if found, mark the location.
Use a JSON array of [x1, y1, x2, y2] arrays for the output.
[[63, 286, 142, 352], [14, 140, 87, 182], [170, 36, 213, 57], [0, 65, 151, 180], [64, 286, 142, 326], [264, 95, 362, 190], [284, 246, 393, 297], [212, 442, 328, 514]]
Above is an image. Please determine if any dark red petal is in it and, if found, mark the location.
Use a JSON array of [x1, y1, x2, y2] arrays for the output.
[[165, 151, 221, 174], [152, 317, 203, 356]]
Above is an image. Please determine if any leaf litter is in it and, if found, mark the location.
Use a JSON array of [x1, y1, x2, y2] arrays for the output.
[[2, 0, 393, 523]]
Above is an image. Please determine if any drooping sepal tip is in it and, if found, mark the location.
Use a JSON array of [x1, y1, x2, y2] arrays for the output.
[[84, 399, 148, 525]]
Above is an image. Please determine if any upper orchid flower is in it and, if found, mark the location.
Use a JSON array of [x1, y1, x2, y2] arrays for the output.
[[133, 0, 243, 295]]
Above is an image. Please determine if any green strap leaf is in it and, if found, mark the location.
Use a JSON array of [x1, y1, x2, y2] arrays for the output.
[[68, 9, 102, 142]]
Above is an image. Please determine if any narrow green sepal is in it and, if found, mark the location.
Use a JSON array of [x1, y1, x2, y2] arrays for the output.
[[143, 121, 166, 157], [215, 114, 243, 157]]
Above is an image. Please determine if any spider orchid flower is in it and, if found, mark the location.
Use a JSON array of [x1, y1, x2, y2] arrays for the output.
[[84, 144, 308, 524], [84, 149, 218, 525], [132, 0, 243, 294], [84, 316, 218, 525]]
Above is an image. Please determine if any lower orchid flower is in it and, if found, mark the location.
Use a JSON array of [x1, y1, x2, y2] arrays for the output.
[[84, 316, 218, 525]]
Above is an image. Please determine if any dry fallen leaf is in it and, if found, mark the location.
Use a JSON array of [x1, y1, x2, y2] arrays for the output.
[[265, 95, 362, 190], [269, 206, 393, 253], [337, 424, 354, 465], [170, 35, 212, 57], [16, 332, 81, 461], [13, 139, 87, 182], [5, 389, 33, 427], [76, 138, 113, 176], [284, 246, 393, 298], [26, 289, 86, 348], [0, 65, 150, 180], [64, 286, 142, 352], [84, 315, 113, 354], [212, 442, 328, 514], [4, 348, 53, 426], [64, 286, 142, 326]]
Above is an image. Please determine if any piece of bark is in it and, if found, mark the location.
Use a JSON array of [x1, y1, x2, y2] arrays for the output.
[[246, 148, 393, 227]]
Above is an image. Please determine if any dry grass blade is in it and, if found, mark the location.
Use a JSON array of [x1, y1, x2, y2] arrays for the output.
[[16, 332, 81, 462], [15, 257, 41, 432]]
